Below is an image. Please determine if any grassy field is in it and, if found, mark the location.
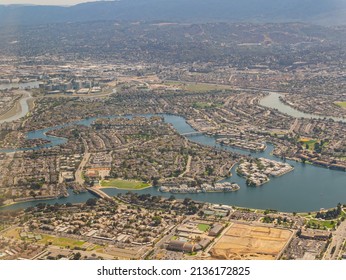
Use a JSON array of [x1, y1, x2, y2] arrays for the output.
[[2, 227, 20, 239], [335, 102, 346, 108], [306, 219, 335, 230], [299, 138, 318, 150], [198, 223, 211, 232], [164, 81, 232, 93], [193, 102, 222, 109], [100, 179, 151, 190], [38, 234, 85, 248]]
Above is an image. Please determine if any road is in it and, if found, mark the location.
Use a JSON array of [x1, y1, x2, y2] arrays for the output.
[[75, 151, 91, 186], [179, 155, 192, 177], [324, 219, 346, 259], [147, 217, 190, 259]]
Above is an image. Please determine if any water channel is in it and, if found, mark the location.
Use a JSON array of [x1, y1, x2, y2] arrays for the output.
[[0, 81, 39, 124], [1, 92, 346, 212], [0, 81, 40, 91], [260, 92, 346, 122]]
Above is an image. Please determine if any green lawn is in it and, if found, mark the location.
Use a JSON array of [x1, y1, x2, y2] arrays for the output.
[[307, 219, 335, 229], [335, 101, 346, 108], [192, 102, 222, 109], [100, 179, 151, 190], [198, 223, 211, 232], [39, 234, 85, 248], [300, 139, 318, 150]]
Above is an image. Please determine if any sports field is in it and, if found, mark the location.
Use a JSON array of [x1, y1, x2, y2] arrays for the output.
[[100, 179, 150, 190], [210, 223, 293, 260], [198, 223, 211, 232]]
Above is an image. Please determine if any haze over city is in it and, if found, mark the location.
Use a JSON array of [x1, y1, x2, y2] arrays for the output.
[[0, 0, 98, 5], [0, 0, 345, 264]]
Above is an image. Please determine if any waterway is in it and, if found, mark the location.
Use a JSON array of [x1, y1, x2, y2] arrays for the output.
[[0, 81, 40, 91], [0, 92, 33, 124], [0, 81, 39, 124], [1, 112, 345, 213], [1, 189, 95, 212], [260, 92, 346, 123]]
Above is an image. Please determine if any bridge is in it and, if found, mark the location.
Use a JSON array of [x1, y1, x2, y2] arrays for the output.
[[180, 131, 205, 136], [86, 187, 112, 200]]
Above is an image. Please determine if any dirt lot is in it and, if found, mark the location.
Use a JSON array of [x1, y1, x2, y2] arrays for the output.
[[210, 223, 293, 260], [103, 245, 147, 259]]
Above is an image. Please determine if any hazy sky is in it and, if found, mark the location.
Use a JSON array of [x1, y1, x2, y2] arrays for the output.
[[0, 0, 98, 5]]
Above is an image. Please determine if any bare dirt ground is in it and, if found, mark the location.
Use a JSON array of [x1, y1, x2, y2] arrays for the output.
[[210, 223, 293, 260]]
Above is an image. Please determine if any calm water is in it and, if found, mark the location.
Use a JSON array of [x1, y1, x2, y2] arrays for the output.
[[0, 81, 40, 91], [0, 189, 95, 212], [1, 112, 346, 212], [260, 92, 346, 123], [0, 81, 39, 124], [0, 92, 33, 124]]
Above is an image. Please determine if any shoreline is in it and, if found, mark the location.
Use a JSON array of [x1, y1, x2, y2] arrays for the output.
[[260, 91, 346, 123], [0, 195, 59, 209], [1, 114, 344, 212], [0, 91, 33, 124], [0, 95, 23, 122], [0, 188, 341, 215]]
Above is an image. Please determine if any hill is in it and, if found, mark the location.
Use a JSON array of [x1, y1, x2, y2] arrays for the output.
[[0, 0, 345, 26]]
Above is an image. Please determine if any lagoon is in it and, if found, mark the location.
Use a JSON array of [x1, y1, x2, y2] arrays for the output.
[[1, 112, 345, 212]]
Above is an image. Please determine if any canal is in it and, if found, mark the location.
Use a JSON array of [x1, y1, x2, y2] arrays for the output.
[[1, 108, 345, 212]]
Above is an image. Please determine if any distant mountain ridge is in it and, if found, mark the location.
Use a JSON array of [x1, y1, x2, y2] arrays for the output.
[[0, 0, 345, 26]]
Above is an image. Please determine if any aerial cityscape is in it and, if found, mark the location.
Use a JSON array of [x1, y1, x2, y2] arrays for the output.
[[0, 0, 346, 261]]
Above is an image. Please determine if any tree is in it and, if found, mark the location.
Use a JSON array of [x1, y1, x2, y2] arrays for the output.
[[29, 190, 36, 198], [152, 216, 162, 226], [198, 210, 205, 217], [314, 142, 321, 152], [85, 198, 97, 207], [183, 198, 192, 205], [151, 177, 159, 186], [72, 252, 81, 260]]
